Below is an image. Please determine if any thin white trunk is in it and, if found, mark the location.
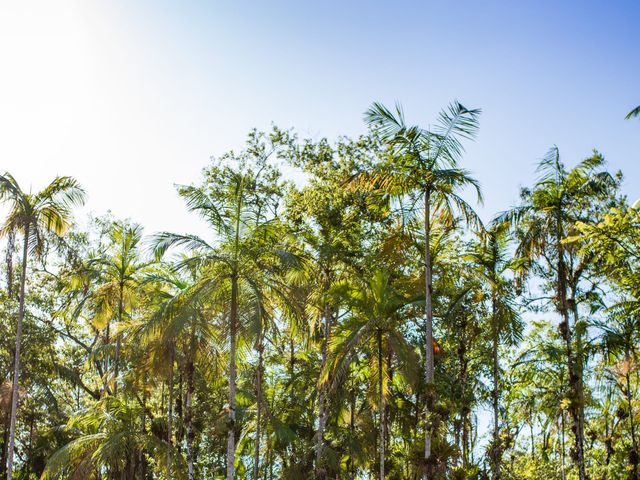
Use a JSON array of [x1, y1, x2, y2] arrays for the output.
[[423, 190, 434, 479], [492, 295, 500, 480], [378, 330, 385, 480], [253, 343, 263, 480], [186, 382, 195, 480], [167, 347, 174, 477], [113, 286, 124, 396], [186, 326, 196, 480], [315, 301, 331, 472], [227, 273, 238, 480], [6, 225, 29, 480]]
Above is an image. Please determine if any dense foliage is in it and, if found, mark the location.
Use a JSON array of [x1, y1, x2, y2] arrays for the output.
[[0, 103, 637, 480]]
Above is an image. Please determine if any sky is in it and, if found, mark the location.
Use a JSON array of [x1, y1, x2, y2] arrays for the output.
[[1, 0, 639, 237]]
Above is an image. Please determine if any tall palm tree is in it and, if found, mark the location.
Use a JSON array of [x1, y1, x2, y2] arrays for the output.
[[132, 264, 215, 479], [91, 221, 151, 396], [152, 160, 287, 480], [467, 226, 522, 479], [598, 307, 640, 479], [497, 147, 616, 480], [0, 172, 85, 480], [323, 270, 418, 480], [41, 395, 165, 480], [359, 101, 482, 476]]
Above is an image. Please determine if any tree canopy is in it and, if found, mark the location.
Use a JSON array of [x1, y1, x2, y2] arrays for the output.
[[0, 104, 637, 480]]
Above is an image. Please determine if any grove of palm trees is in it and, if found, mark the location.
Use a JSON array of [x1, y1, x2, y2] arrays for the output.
[[1, 98, 639, 480]]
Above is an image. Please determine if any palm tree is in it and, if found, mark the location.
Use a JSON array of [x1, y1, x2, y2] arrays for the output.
[[152, 158, 288, 480], [497, 147, 616, 480], [626, 105, 640, 120], [598, 307, 640, 479], [467, 226, 522, 479], [0, 172, 85, 480], [91, 221, 151, 396], [359, 101, 482, 476], [41, 396, 165, 480], [132, 264, 215, 479], [323, 270, 418, 480]]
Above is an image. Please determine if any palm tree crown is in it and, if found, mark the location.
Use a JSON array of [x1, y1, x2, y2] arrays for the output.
[[0, 172, 85, 480]]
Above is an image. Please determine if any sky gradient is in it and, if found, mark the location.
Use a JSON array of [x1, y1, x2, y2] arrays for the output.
[[1, 0, 638, 236]]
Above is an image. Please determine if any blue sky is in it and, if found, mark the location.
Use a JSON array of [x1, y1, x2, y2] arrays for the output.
[[0, 0, 638, 235]]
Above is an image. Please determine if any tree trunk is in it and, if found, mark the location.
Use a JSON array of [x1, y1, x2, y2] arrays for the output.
[[491, 295, 501, 480], [5, 228, 15, 297], [570, 293, 588, 479], [167, 346, 174, 477], [140, 385, 148, 480], [7, 224, 29, 480], [349, 381, 356, 479], [253, 322, 264, 480], [561, 411, 567, 480], [423, 188, 434, 479], [227, 272, 239, 480], [176, 373, 184, 445], [104, 321, 111, 395], [315, 284, 332, 476], [557, 239, 586, 480], [186, 327, 196, 480], [529, 402, 535, 461], [113, 285, 124, 396], [288, 336, 296, 468], [625, 362, 639, 480], [385, 350, 392, 460], [458, 313, 470, 469], [378, 329, 385, 480]]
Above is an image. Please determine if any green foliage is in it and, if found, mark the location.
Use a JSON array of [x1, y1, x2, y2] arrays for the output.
[[0, 116, 635, 480]]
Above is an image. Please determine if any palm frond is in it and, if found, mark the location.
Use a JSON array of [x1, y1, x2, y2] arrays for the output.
[[148, 231, 212, 261], [625, 104, 640, 120]]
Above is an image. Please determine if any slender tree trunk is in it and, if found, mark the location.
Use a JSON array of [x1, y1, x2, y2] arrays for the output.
[[570, 293, 588, 479], [5, 228, 14, 297], [423, 188, 434, 479], [561, 411, 567, 480], [454, 419, 461, 465], [378, 329, 385, 480], [557, 241, 586, 480], [104, 321, 111, 395], [113, 285, 124, 396], [140, 385, 148, 480], [167, 346, 174, 477], [625, 362, 639, 480], [186, 327, 196, 480], [176, 373, 184, 445], [530, 420, 535, 461], [385, 351, 392, 460], [491, 295, 501, 480], [268, 441, 273, 480], [315, 282, 331, 476], [184, 318, 196, 480], [7, 224, 29, 480], [253, 322, 264, 480], [458, 313, 470, 469], [530, 402, 535, 461], [227, 271, 239, 480], [288, 336, 296, 468], [603, 390, 613, 476], [349, 381, 355, 480]]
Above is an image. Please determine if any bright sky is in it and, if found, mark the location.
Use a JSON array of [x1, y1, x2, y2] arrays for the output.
[[1, 0, 638, 236]]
